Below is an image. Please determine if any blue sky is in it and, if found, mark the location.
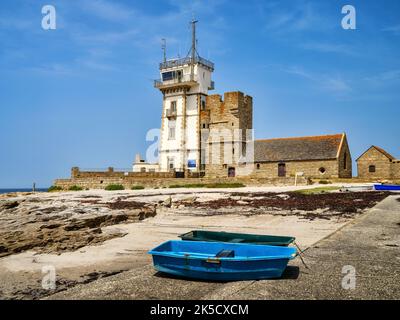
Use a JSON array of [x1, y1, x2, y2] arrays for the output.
[[1, 0, 400, 188]]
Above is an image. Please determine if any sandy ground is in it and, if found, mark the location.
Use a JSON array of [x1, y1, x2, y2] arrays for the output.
[[0, 183, 388, 299]]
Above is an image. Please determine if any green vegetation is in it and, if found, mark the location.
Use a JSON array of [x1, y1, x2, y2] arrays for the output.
[[205, 182, 246, 188], [131, 185, 145, 190], [48, 185, 63, 192], [318, 180, 332, 185], [169, 183, 206, 188], [294, 186, 340, 195], [168, 182, 245, 189], [68, 185, 83, 191], [105, 184, 125, 191]]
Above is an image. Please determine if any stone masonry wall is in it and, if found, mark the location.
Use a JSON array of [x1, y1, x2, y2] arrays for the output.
[[205, 159, 339, 179], [54, 176, 308, 190], [202, 91, 253, 177], [337, 135, 353, 178], [357, 148, 392, 179], [391, 161, 400, 179], [251, 159, 339, 179], [71, 167, 174, 179]]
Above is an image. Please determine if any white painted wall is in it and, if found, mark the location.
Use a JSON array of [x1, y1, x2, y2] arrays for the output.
[[158, 61, 213, 172]]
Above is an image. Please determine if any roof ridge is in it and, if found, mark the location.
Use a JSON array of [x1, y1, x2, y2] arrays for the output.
[[371, 145, 396, 160], [255, 133, 343, 142]]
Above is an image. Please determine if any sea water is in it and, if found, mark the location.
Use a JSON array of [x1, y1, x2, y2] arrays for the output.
[[0, 188, 48, 195]]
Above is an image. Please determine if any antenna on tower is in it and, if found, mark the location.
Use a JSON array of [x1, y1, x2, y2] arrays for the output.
[[161, 38, 166, 63], [190, 19, 198, 81]]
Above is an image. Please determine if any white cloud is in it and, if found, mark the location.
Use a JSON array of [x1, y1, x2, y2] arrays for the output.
[[261, 1, 326, 33], [301, 42, 356, 56], [283, 66, 314, 80], [80, 0, 135, 22], [0, 16, 34, 30], [323, 77, 351, 93], [382, 24, 400, 35], [279, 64, 352, 94], [365, 69, 400, 85], [4, 0, 229, 77], [73, 29, 140, 45]]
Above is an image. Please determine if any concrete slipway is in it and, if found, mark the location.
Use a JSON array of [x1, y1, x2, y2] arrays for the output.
[[47, 195, 400, 300]]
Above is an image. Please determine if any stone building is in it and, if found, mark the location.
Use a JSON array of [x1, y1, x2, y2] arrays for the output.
[[132, 154, 159, 173], [357, 146, 400, 180], [203, 132, 352, 179], [251, 134, 352, 179]]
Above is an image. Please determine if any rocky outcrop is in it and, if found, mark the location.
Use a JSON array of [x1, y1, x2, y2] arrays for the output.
[[0, 194, 156, 258]]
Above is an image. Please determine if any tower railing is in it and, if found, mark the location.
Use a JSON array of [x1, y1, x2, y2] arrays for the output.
[[159, 56, 214, 71], [154, 74, 199, 88]]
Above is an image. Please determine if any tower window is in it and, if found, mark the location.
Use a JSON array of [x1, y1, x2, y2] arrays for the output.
[[170, 101, 177, 112], [162, 71, 174, 81], [168, 157, 175, 170], [369, 165, 376, 173], [319, 167, 326, 174], [344, 152, 347, 169], [201, 98, 206, 110], [168, 120, 176, 140], [256, 163, 260, 170]]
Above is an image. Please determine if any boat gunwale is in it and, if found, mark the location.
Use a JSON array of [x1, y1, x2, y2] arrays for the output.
[[178, 230, 295, 245], [148, 241, 297, 261]]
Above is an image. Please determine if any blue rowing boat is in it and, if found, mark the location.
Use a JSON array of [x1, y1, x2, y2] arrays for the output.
[[374, 184, 400, 191], [148, 240, 297, 281]]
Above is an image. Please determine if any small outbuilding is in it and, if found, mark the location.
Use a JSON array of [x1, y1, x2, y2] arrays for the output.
[[356, 146, 400, 180]]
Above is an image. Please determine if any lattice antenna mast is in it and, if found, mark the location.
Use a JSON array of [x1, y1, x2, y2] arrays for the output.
[[161, 38, 167, 63], [190, 19, 198, 81]]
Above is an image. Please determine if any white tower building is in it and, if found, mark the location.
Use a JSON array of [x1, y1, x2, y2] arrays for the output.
[[155, 20, 214, 174]]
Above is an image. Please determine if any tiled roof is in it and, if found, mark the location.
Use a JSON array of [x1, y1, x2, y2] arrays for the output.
[[254, 134, 344, 162]]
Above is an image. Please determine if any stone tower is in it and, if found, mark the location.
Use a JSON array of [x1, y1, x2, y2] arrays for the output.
[[201, 91, 253, 178], [155, 20, 215, 174]]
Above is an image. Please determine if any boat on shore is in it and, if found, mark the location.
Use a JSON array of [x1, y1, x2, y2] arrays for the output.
[[148, 240, 297, 281], [339, 185, 374, 192], [179, 230, 295, 246], [374, 184, 400, 191]]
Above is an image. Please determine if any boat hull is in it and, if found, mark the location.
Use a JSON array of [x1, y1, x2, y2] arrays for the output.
[[374, 184, 400, 191], [149, 240, 296, 281], [179, 230, 295, 246]]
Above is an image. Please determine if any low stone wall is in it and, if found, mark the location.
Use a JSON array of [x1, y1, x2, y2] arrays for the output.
[[71, 167, 174, 179], [54, 176, 308, 190]]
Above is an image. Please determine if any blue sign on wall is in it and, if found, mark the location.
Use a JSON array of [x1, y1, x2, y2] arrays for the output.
[[188, 160, 196, 168]]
